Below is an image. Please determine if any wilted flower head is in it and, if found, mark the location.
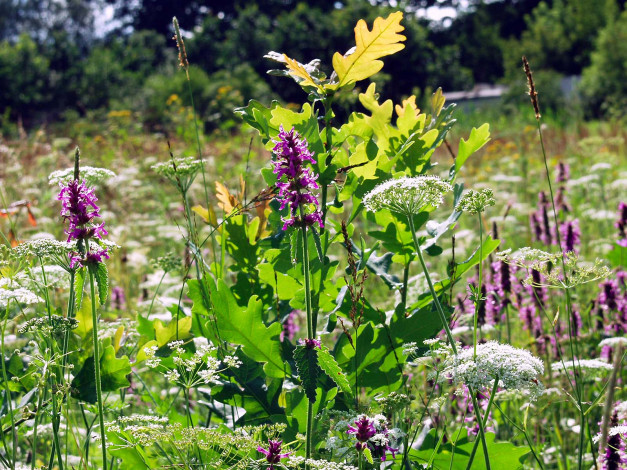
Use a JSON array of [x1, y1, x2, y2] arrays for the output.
[[363, 176, 452, 217], [271, 126, 322, 230], [456, 188, 496, 214], [49, 166, 116, 186], [438, 341, 545, 400]]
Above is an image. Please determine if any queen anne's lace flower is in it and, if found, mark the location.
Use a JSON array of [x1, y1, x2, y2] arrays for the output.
[[552, 359, 614, 376], [438, 341, 545, 399], [363, 176, 452, 216], [0, 287, 43, 309], [49, 166, 116, 185], [456, 188, 496, 214]]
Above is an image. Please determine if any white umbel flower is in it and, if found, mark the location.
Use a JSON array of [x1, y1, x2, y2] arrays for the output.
[[49, 166, 116, 185], [552, 359, 613, 376], [599, 337, 627, 348], [438, 341, 545, 400], [362, 176, 452, 216], [0, 287, 43, 309]]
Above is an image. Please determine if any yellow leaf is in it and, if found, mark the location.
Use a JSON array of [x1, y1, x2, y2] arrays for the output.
[[113, 325, 124, 353], [431, 87, 446, 117], [155, 316, 192, 348], [215, 181, 240, 214], [75, 300, 93, 339], [395, 95, 420, 119], [192, 205, 218, 227], [283, 54, 321, 91], [332, 12, 405, 88]]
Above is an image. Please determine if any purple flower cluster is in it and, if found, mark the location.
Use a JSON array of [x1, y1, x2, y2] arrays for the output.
[[271, 126, 323, 231], [559, 219, 581, 254], [257, 439, 290, 470], [601, 410, 626, 470], [58, 179, 109, 268], [347, 415, 398, 462], [280, 310, 300, 342], [596, 277, 627, 335]]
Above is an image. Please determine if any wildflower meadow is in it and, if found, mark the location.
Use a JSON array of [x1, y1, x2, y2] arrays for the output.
[[0, 9, 626, 470]]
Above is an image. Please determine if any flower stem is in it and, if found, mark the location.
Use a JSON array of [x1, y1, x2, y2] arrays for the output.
[[465, 380, 498, 470], [300, 221, 315, 466], [88, 270, 107, 470], [408, 216, 457, 354], [1, 306, 16, 470], [473, 214, 484, 359]]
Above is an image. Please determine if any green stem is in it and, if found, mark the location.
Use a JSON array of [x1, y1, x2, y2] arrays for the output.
[[147, 271, 167, 317], [89, 270, 107, 470], [408, 216, 457, 354], [474, 214, 483, 359], [31, 386, 44, 470], [300, 221, 315, 466], [466, 381, 497, 470], [1, 306, 16, 470]]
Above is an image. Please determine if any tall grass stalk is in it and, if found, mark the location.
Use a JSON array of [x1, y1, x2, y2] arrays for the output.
[[1, 303, 16, 469], [523, 55, 586, 470]]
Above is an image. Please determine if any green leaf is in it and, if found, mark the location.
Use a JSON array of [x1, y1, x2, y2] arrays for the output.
[[88, 262, 109, 305], [363, 447, 374, 464], [71, 346, 131, 403], [408, 429, 529, 470], [209, 278, 286, 378], [74, 267, 85, 311], [293, 345, 319, 403], [154, 317, 192, 348], [310, 227, 324, 263], [317, 346, 353, 399], [74, 298, 93, 340], [456, 123, 490, 173]]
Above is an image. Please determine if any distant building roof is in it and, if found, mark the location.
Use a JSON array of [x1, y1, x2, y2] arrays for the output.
[[445, 84, 509, 102]]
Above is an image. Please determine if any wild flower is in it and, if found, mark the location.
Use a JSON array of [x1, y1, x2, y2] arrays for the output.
[[362, 176, 452, 217], [271, 126, 322, 230], [151, 156, 205, 192], [286, 456, 358, 470], [455, 188, 496, 214], [599, 337, 627, 348], [49, 166, 116, 186], [498, 249, 611, 289], [12, 238, 77, 271], [18, 315, 78, 334], [438, 341, 545, 400], [0, 286, 43, 309], [559, 219, 581, 254], [151, 251, 181, 272], [616, 202, 627, 247], [148, 341, 241, 388], [257, 439, 291, 469], [551, 359, 614, 377], [346, 414, 399, 461]]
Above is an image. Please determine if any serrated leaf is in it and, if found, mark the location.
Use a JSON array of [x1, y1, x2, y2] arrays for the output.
[[310, 227, 324, 263], [74, 267, 85, 311], [89, 262, 108, 305], [363, 447, 374, 464], [456, 123, 490, 173], [317, 346, 352, 398], [332, 12, 406, 88], [293, 345, 319, 403], [208, 278, 286, 378], [431, 87, 446, 117]]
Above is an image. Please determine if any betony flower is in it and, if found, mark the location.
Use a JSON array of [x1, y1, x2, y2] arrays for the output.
[[616, 202, 627, 247], [257, 439, 290, 469], [271, 126, 322, 230], [559, 219, 581, 255], [347, 415, 399, 461]]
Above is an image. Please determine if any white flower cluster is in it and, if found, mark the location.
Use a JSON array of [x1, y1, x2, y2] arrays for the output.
[[592, 425, 627, 443], [438, 341, 545, 400], [599, 337, 627, 348], [151, 157, 205, 179], [0, 286, 43, 309], [551, 359, 613, 377], [48, 166, 116, 185], [286, 456, 358, 470], [12, 238, 75, 262], [455, 188, 496, 214], [144, 340, 241, 387], [362, 176, 452, 216]]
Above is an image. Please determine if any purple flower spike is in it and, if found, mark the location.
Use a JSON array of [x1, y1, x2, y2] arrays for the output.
[[271, 126, 323, 230], [347, 415, 376, 444], [58, 177, 109, 268], [560, 219, 581, 255], [257, 439, 290, 470], [616, 202, 627, 247]]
